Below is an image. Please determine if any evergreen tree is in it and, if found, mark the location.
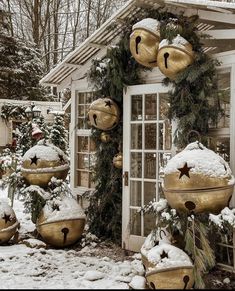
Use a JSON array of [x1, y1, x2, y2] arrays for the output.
[[0, 9, 49, 101], [16, 121, 36, 155], [36, 115, 50, 140], [49, 114, 68, 152]]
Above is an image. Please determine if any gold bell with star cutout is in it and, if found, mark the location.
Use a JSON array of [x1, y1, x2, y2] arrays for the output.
[[21, 141, 69, 188], [163, 141, 235, 214], [0, 201, 20, 244], [88, 98, 120, 131]]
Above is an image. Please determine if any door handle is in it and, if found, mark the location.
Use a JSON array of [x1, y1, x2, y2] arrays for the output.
[[123, 171, 128, 186]]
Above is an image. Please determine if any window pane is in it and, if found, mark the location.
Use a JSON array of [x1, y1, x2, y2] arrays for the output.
[[130, 181, 141, 206], [130, 209, 141, 236], [159, 93, 170, 120], [131, 124, 142, 149], [77, 171, 89, 187], [144, 182, 156, 205], [144, 212, 156, 237], [130, 153, 142, 178], [78, 105, 85, 116], [131, 95, 142, 121], [158, 153, 172, 179], [77, 154, 89, 169], [145, 123, 156, 149], [145, 94, 157, 120], [78, 137, 88, 152], [144, 153, 156, 179], [78, 93, 85, 104]]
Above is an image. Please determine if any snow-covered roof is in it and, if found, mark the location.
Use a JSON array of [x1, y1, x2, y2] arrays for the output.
[[40, 0, 235, 91]]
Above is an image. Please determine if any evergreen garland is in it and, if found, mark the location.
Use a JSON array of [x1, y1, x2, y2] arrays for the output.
[[86, 24, 143, 243]]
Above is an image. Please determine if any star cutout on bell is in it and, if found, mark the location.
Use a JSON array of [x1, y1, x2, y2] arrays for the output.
[[104, 100, 112, 108], [177, 162, 192, 179], [30, 155, 39, 165], [2, 213, 11, 224], [160, 250, 168, 260]]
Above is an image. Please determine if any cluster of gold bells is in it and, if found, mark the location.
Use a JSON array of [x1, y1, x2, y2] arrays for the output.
[[20, 143, 86, 248], [129, 18, 194, 79]]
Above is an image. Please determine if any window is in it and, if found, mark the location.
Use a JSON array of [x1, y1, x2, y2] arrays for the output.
[[76, 135, 96, 188], [75, 91, 96, 190]]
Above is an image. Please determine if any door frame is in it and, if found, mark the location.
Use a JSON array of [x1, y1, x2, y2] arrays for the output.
[[122, 83, 176, 252]]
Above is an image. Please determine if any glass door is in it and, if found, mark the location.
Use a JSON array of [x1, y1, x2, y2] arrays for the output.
[[122, 84, 175, 252]]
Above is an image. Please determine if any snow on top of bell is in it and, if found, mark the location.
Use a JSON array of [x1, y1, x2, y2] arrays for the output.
[[132, 18, 160, 37], [164, 141, 234, 182], [147, 242, 193, 270], [159, 34, 190, 50], [23, 141, 68, 163], [0, 199, 16, 218], [42, 196, 86, 223], [141, 228, 172, 257]]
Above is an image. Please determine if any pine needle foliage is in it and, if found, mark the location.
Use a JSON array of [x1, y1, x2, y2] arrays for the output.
[[86, 5, 223, 248], [87, 20, 144, 243], [185, 216, 215, 289]]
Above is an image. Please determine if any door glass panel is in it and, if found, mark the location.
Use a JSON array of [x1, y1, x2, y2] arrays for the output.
[[144, 153, 156, 179], [145, 123, 156, 149], [130, 209, 141, 235], [77, 154, 89, 169], [217, 71, 230, 129], [145, 94, 157, 120], [130, 153, 142, 178], [131, 95, 142, 121], [158, 153, 172, 179], [144, 212, 156, 236], [130, 181, 141, 206], [144, 182, 156, 205], [131, 124, 142, 149], [159, 93, 170, 120], [159, 123, 164, 150], [163, 119, 172, 150], [208, 70, 230, 163]]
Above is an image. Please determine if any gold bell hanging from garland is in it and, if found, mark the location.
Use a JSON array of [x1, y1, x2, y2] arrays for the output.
[[130, 18, 160, 68], [157, 34, 194, 79], [163, 141, 235, 214], [100, 132, 111, 143], [21, 141, 69, 188], [0, 201, 20, 244], [113, 152, 123, 169], [88, 97, 120, 131]]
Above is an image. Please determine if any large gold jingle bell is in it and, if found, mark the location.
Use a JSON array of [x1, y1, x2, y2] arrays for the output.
[[146, 266, 194, 289], [21, 159, 69, 188], [164, 172, 234, 214], [88, 98, 120, 131], [157, 44, 194, 79], [0, 212, 20, 244], [36, 216, 86, 248], [130, 29, 160, 68]]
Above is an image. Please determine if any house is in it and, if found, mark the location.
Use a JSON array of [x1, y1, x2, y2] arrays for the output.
[[40, 0, 235, 268], [0, 99, 63, 150]]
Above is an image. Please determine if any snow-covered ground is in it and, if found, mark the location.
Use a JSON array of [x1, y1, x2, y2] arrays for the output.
[[0, 185, 146, 289]]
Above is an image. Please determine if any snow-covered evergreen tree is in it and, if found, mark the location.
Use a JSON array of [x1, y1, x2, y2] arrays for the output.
[[0, 8, 49, 101], [49, 114, 68, 152], [36, 116, 50, 140]]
